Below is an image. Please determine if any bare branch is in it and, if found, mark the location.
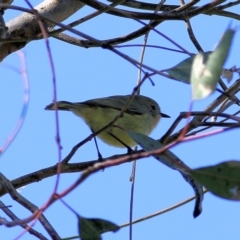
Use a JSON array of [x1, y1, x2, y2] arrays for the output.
[[0, 0, 84, 61], [0, 201, 48, 240], [0, 173, 61, 239]]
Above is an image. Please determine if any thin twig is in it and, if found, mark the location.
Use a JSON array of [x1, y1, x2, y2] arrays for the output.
[[0, 173, 61, 239], [214, 0, 240, 10], [48, 0, 127, 37], [185, 17, 203, 52], [120, 189, 208, 228], [186, 109, 240, 136], [161, 79, 240, 143], [0, 201, 48, 240], [106, 0, 240, 20], [116, 44, 191, 54], [188, 0, 226, 17]]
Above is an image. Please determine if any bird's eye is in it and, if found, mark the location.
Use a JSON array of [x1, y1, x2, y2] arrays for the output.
[[151, 105, 156, 110]]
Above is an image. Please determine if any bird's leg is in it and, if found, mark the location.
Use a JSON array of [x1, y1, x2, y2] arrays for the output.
[[108, 132, 133, 154], [91, 129, 103, 161]]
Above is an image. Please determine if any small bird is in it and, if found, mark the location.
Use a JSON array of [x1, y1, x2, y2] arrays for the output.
[[45, 95, 170, 156]]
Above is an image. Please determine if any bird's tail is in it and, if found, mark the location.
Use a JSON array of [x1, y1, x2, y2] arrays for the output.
[[45, 101, 74, 111]]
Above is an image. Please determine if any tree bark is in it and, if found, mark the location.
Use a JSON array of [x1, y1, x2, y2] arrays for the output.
[[0, 0, 84, 62]]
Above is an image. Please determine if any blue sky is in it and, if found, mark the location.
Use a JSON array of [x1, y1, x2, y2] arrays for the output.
[[1, 0, 240, 239]]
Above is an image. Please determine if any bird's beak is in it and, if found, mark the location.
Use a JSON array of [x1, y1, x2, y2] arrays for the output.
[[160, 112, 171, 118]]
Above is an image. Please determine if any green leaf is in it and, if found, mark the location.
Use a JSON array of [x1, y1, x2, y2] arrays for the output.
[[191, 28, 235, 100], [181, 172, 204, 218], [165, 52, 211, 84], [127, 131, 204, 217], [78, 216, 119, 240], [127, 131, 188, 171], [191, 161, 240, 200]]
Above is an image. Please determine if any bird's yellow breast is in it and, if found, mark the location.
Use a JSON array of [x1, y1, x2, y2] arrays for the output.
[[71, 105, 160, 147]]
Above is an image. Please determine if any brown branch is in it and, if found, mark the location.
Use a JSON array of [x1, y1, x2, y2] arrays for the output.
[[48, 0, 133, 37], [79, 0, 185, 20], [0, 173, 61, 239], [186, 109, 240, 136], [162, 79, 240, 144], [1, 1, 237, 53], [185, 19, 203, 52], [172, 0, 200, 12], [187, 0, 226, 17], [0, 201, 48, 240], [0, 1, 85, 62], [211, 0, 240, 11], [107, 0, 240, 20]]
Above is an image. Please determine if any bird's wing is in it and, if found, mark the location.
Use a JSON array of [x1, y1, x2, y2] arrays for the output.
[[80, 95, 144, 115]]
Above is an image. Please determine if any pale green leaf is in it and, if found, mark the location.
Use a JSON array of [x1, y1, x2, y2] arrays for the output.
[[191, 161, 240, 200], [165, 52, 211, 83], [191, 28, 235, 100]]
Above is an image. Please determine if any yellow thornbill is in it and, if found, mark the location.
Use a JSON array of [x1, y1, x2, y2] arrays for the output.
[[45, 95, 170, 155]]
